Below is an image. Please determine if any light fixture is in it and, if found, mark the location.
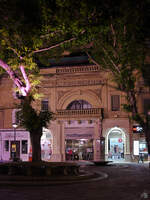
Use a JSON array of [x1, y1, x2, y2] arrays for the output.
[[12, 123, 18, 129]]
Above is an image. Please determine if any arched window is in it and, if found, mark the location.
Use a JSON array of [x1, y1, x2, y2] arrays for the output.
[[66, 100, 92, 110]]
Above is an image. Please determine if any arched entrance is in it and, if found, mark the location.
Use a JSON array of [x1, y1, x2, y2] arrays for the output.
[[65, 100, 94, 161], [41, 128, 53, 161], [107, 127, 126, 161]]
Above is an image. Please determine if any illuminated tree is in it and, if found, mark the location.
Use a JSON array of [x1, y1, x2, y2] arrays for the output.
[[0, 0, 87, 161], [0, 0, 149, 161]]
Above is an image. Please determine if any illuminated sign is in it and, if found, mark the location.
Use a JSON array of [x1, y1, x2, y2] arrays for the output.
[[132, 125, 143, 133], [133, 141, 139, 155], [118, 138, 122, 143]]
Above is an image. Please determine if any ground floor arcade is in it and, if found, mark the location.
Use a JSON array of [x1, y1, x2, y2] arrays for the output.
[[0, 118, 148, 162]]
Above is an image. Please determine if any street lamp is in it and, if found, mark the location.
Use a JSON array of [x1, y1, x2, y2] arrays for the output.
[[12, 123, 18, 141], [12, 123, 18, 161]]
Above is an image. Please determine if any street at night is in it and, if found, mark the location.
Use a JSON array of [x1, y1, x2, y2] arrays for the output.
[[0, 162, 149, 200], [0, 1, 150, 200]]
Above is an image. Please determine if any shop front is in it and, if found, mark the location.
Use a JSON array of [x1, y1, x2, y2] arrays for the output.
[[132, 125, 148, 162], [64, 120, 95, 161], [65, 138, 93, 161], [133, 139, 148, 161], [106, 126, 127, 161]]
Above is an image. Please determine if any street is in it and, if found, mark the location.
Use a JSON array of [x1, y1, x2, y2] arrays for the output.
[[0, 162, 150, 200]]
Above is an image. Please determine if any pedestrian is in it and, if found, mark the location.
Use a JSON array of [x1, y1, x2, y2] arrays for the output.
[[138, 153, 144, 163]]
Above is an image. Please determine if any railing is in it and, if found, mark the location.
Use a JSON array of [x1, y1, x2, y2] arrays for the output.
[[56, 108, 102, 119], [56, 65, 100, 74]]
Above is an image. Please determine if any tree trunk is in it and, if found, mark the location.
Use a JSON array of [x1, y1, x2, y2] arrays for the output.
[[30, 130, 42, 162], [127, 91, 138, 115], [144, 122, 150, 156]]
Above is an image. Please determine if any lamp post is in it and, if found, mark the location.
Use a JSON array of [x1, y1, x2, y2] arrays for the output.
[[12, 123, 18, 161]]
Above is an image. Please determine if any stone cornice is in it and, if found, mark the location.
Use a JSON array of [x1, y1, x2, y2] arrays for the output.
[[41, 78, 106, 88]]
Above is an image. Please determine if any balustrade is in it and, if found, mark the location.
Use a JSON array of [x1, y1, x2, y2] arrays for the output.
[[56, 65, 100, 74], [56, 108, 102, 119]]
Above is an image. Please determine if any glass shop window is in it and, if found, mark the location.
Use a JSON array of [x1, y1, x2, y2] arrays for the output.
[[5, 140, 9, 151], [67, 100, 92, 110], [41, 100, 49, 111], [22, 140, 28, 154]]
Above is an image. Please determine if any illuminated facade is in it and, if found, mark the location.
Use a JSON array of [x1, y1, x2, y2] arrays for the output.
[[0, 56, 149, 162]]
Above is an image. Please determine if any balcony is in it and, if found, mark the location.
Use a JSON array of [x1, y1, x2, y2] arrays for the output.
[[56, 65, 100, 74], [56, 108, 102, 120]]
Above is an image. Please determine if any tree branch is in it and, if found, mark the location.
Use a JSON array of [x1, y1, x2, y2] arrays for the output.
[[102, 47, 121, 74], [30, 37, 76, 56], [123, 25, 127, 36], [19, 65, 31, 95], [0, 59, 30, 96], [86, 51, 101, 67], [40, 30, 63, 38], [110, 23, 116, 47], [9, 47, 23, 59]]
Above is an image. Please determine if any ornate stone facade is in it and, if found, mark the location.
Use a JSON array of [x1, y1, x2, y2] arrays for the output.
[[0, 60, 149, 162]]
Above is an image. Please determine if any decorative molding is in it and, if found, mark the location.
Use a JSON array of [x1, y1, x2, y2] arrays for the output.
[[56, 65, 100, 74], [56, 108, 102, 120], [91, 89, 102, 101], [57, 90, 69, 100], [56, 79, 105, 87]]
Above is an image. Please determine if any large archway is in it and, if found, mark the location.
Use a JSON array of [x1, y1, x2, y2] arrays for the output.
[[65, 99, 94, 161], [106, 127, 126, 161], [57, 89, 101, 110]]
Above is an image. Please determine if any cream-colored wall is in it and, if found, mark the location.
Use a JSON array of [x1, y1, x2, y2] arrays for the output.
[[0, 76, 20, 128], [0, 64, 150, 161]]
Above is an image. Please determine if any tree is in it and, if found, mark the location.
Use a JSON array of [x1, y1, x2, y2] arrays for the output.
[[0, 0, 108, 161], [83, 1, 150, 156], [0, 0, 88, 161], [0, 0, 149, 161]]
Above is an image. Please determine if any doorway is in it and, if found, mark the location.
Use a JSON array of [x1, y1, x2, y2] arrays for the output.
[[65, 139, 93, 161], [107, 128, 125, 160], [41, 128, 53, 161], [10, 141, 20, 160]]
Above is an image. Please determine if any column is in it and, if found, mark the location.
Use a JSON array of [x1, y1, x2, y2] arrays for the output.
[[50, 120, 65, 162], [60, 121, 65, 161], [93, 119, 101, 161]]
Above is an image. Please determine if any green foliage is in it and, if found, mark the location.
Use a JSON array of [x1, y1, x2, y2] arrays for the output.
[[122, 104, 132, 113], [81, 1, 148, 120], [0, 0, 149, 126], [17, 96, 53, 133]]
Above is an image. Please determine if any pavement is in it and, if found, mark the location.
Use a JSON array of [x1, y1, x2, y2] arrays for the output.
[[0, 161, 150, 200], [0, 161, 108, 186], [0, 160, 149, 187]]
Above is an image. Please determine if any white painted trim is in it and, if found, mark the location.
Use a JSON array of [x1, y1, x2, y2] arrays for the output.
[[105, 126, 127, 155]]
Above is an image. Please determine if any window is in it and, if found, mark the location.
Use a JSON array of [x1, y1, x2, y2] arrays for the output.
[[22, 140, 28, 154], [111, 95, 120, 111], [41, 100, 49, 111], [5, 140, 9, 151], [15, 110, 21, 124], [67, 100, 92, 110], [12, 109, 21, 125]]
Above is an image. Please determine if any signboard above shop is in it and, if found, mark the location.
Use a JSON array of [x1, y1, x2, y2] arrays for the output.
[[132, 125, 143, 133]]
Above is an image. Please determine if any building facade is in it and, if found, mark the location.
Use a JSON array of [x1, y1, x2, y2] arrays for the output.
[[0, 56, 149, 162]]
